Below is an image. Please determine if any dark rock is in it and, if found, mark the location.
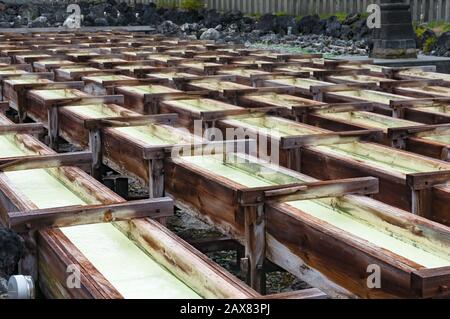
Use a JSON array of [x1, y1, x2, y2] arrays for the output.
[[352, 19, 370, 41], [435, 31, 450, 56], [0, 226, 24, 278], [202, 9, 222, 28], [298, 14, 320, 34], [256, 13, 277, 33], [325, 16, 341, 38], [200, 28, 221, 40], [340, 25, 353, 40], [142, 4, 161, 25], [94, 17, 108, 27], [29, 16, 48, 28], [342, 13, 360, 25], [157, 20, 181, 35], [276, 15, 299, 35]]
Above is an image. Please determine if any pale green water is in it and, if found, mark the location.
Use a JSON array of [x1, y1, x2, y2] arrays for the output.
[[149, 72, 197, 80], [221, 68, 268, 76], [316, 142, 449, 174], [119, 85, 178, 95], [417, 105, 450, 115], [333, 90, 411, 104], [399, 70, 450, 82], [84, 75, 134, 82], [423, 134, 450, 144], [330, 75, 394, 84], [5, 168, 87, 209], [166, 99, 241, 113], [60, 67, 99, 73], [7, 78, 52, 85], [182, 155, 450, 268], [64, 104, 118, 118], [0, 135, 27, 157], [32, 89, 86, 100], [270, 78, 329, 89], [246, 94, 320, 109], [0, 70, 28, 75], [4, 151, 202, 298], [115, 126, 180, 145], [321, 111, 418, 130], [401, 86, 450, 97], [61, 223, 202, 299], [191, 80, 252, 92], [223, 116, 320, 138]]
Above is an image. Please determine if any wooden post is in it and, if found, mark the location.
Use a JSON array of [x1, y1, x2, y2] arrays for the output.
[[287, 148, 302, 172], [148, 158, 166, 225], [17, 87, 28, 123], [18, 231, 38, 282], [148, 158, 165, 198], [47, 105, 59, 151], [89, 128, 103, 181], [243, 203, 266, 293], [406, 171, 450, 218]]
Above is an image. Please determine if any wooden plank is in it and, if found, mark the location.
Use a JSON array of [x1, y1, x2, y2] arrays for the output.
[[406, 170, 450, 190], [0, 152, 92, 171], [280, 129, 383, 149], [84, 113, 178, 130], [0, 123, 43, 135], [143, 139, 256, 160], [264, 177, 379, 203], [258, 288, 327, 299], [9, 198, 174, 232], [0, 101, 9, 113], [411, 266, 450, 298]]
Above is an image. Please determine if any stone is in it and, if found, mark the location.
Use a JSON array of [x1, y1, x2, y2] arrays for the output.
[[157, 20, 181, 35], [0, 226, 24, 278], [276, 15, 299, 34], [371, 0, 417, 59], [29, 15, 48, 28], [94, 17, 108, 27], [0, 277, 6, 295], [256, 13, 277, 33], [435, 31, 450, 56], [200, 28, 221, 40], [325, 16, 342, 38], [298, 15, 319, 34]]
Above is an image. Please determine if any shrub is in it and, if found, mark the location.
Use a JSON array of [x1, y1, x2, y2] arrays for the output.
[[180, 0, 204, 10], [157, 0, 177, 9], [424, 36, 437, 53]]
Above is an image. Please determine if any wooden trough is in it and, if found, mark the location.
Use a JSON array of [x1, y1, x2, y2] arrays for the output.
[[0, 115, 260, 299], [390, 98, 450, 124], [165, 152, 450, 298], [206, 111, 450, 224]]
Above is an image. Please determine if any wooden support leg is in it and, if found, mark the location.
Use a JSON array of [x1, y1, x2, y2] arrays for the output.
[[313, 92, 324, 102], [441, 147, 450, 162], [19, 231, 38, 282], [148, 158, 166, 225], [287, 148, 302, 172], [410, 188, 432, 219], [145, 102, 159, 115], [17, 89, 28, 123], [243, 204, 266, 293], [47, 105, 59, 151], [89, 128, 103, 181]]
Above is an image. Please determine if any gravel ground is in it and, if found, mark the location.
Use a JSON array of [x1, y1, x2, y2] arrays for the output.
[[167, 209, 311, 295]]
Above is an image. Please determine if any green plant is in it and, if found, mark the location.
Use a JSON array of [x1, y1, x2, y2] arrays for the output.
[[180, 0, 204, 10], [319, 12, 348, 23], [157, 0, 178, 9], [424, 36, 437, 53], [275, 12, 287, 17]]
